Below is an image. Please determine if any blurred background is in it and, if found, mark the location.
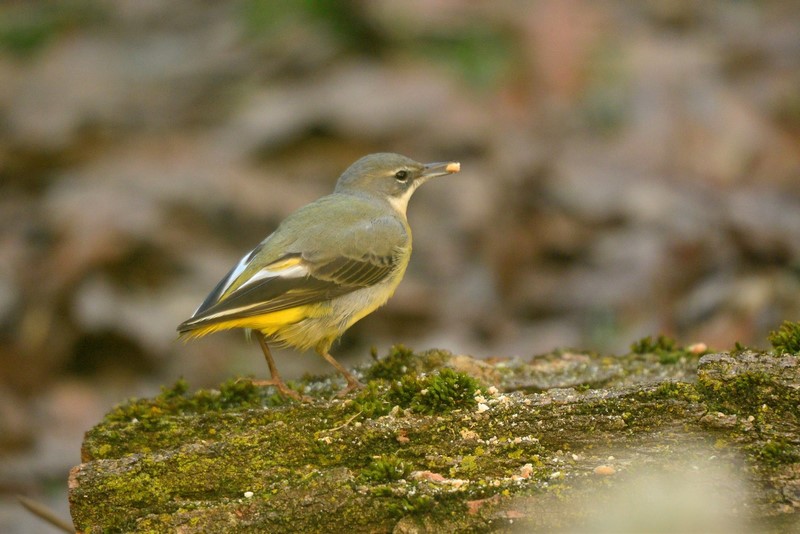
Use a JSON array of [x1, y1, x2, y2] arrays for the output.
[[1, 0, 799, 530]]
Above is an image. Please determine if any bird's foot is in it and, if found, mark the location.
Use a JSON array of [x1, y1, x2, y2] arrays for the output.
[[335, 378, 365, 398], [249, 378, 312, 403]]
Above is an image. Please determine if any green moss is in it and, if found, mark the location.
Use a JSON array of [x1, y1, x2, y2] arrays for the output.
[[360, 455, 411, 483], [630, 334, 706, 365], [385, 494, 435, 517], [767, 320, 800, 355], [696, 366, 800, 458], [72, 347, 800, 531], [657, 351, 683, 365], [453, 454, 479, 477], [364, 345, 451, 381], [507, 448, 525, 460], [104, 378, 279, 427], [649, 381, 703, 403], [631, 335, 677, 354], [349, 365, 480, 418], [755, 439, 799, 466], [89, 378, 297, 456], [85, 387, 344, 461], [698, 371, 779, 415], [388, 368, 480, 414], [365, 344, 418, 381], [349, 381, 393, 418]]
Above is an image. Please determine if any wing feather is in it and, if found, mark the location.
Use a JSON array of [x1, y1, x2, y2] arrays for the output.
[[177, 252, 398, 332]]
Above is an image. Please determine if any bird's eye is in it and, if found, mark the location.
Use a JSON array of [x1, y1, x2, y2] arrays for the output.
[[394, 170, 408, 182]]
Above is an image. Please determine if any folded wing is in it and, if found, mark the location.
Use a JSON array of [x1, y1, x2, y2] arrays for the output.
[[177, 213, 407, 333]]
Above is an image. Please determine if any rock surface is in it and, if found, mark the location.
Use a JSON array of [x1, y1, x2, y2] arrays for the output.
[[68, 347, 799, 532]]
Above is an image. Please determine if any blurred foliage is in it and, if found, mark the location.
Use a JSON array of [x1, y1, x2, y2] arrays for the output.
[[580, 40, 629, 134], [0, 1, 106, 57], [240, 0, 515, 89], [239, 0, 383, 52], [772, 86, 800, 133], [411, 28, 518, 89]]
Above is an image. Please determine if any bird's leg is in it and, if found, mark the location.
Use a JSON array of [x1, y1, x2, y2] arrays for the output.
[[318, 349, 364, 397], [251, 332, 310, 402]]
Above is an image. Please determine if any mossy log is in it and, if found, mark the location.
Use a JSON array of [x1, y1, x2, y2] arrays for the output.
[[68, 348, 800, 532]]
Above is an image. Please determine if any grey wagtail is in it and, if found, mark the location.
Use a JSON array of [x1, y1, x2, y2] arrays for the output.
[[178, 153, 461, 400]]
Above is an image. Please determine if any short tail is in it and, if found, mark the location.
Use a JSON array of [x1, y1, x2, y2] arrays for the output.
[[177, 315, 270, 341], [176, 317, 220, 341]]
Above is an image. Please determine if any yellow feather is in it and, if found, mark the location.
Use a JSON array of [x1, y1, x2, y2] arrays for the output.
[[265, 256, 304, 270], [179, 306, 309, 340]]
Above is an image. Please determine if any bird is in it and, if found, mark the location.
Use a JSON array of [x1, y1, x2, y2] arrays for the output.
[[177, 153, 461, 400]]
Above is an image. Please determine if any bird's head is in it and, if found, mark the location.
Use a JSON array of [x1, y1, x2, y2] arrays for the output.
[[334, 153, 460, 214]]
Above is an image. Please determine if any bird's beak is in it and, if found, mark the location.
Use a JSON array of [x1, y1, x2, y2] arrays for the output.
[[421, 161, 461, 182]]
